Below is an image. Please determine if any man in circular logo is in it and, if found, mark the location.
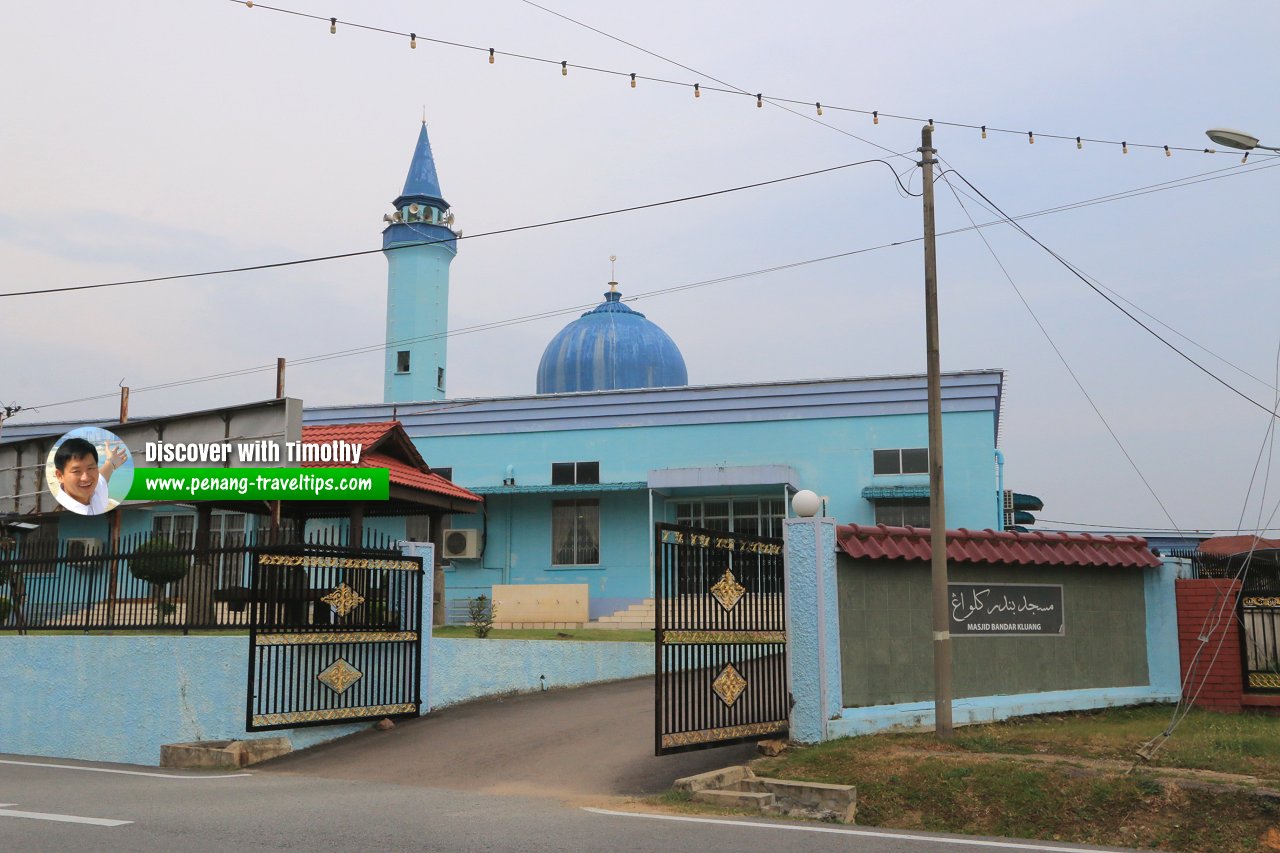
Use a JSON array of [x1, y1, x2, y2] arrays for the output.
[[51, 435, 129, 516]]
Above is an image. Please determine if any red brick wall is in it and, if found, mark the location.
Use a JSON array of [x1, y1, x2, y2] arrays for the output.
[[1176, 579, 1243, 712]]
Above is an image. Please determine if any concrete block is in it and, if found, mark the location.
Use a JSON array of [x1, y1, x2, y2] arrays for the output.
[[673, 764, 755, 793], [160, 737, 292, 769], [693, 789, 776, 809]]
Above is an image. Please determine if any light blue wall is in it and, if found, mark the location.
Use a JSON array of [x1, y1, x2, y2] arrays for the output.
[[417, 412, 997, 528], [427, 411, 998, 612], [0, 635, 370, 765], [446, 490, 654, 616], [0, 634, 655, 766], [429, 638, 652, 708]]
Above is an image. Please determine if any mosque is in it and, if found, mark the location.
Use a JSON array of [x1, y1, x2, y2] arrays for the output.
[[304, 123, 1010, 621]]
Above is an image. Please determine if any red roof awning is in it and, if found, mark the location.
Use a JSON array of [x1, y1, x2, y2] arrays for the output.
[[836, 523, 1159, 568], [300, 422, 481, 505], [1198, 535, 1280, 558]]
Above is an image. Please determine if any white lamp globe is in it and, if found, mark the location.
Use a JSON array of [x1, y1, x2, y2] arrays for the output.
[[792, 490, 822, 518]]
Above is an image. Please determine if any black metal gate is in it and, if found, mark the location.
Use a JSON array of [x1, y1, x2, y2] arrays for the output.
[[654, 523, 788, 755], [247, 544, 423, 730], [1241, 565, 1280, 693]]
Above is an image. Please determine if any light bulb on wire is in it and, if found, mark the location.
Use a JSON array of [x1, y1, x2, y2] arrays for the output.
[[694, 83, 700, 98], [756, 93, 763, 108], [816, 102, 822, 116], [410, 33, 416, 49], [561, 60, 568, 76], [630, 73, 636, 89], [489, 47, 495, 64], [330, 17, 336, 34]]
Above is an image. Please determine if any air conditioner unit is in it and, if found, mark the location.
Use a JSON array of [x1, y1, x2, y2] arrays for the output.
[[65, 537, 104, 559], [442, 529, 482, 560]]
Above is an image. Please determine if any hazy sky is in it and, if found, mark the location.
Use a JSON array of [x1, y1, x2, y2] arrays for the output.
[[3, 1, 1278, 533]]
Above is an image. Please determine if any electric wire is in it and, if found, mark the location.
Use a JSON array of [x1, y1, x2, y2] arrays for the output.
[[937, 169, 1186, 540], [0, 156, 911, 299], [940, 169, 1280, 421], [227, 0, 1260, 158], [13, 159, 1279, 414]]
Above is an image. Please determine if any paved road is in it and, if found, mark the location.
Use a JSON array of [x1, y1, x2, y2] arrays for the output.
[[0, 679, 1154, 851], [0, 756, 1146, 853], [261, 676, 759, 798]]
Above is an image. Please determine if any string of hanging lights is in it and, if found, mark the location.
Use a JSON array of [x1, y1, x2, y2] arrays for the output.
[[233, 0, 1242, 158]]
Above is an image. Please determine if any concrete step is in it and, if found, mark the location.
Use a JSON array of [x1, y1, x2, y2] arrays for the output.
[[692, 789, 776, 809]]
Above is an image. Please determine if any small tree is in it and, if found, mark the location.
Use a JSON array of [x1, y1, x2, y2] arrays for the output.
[[467, 594, 497, 638], [128, 538, 191, 615]]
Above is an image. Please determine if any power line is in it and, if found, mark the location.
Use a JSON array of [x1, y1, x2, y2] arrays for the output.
[[15, 159, 1279, 414], [0, 157, 910, 299], [5, 155, 1272, 304], [228, 0, 1261, 158], [938, 167, 1186, 540], [941, 168, 1280, 421]]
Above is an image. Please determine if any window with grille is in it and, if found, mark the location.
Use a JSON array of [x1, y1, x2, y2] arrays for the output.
[[674, 498, 786, 538], [552, 499, 600, 565], [873, 498, 931, 527]]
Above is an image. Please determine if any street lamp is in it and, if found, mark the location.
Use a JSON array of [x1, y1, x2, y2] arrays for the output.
[[1205, 128, 1280, 153]]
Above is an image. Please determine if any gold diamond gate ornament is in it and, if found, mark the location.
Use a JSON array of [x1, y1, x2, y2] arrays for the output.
[[712, 663, 748, 707], [321, 583, 365, 617], [710, 568, 746, 611], [317, 658, 363, 694]]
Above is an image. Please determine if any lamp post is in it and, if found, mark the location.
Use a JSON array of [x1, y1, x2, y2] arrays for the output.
[[1205, 128, 1279, 155]]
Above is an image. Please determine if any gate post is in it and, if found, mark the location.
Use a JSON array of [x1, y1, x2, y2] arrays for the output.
[[400, 540, 435, 715], [784, 517, 841, 743]]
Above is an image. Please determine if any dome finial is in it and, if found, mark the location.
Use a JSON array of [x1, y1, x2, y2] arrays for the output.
[[608, 255, 618, 292]]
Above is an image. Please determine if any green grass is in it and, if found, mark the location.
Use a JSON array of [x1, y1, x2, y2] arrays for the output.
[[431, 626, 653, 642], [750, 705, 1280, 852]]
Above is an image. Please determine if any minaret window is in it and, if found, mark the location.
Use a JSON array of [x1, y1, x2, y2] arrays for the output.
[[437, 367, 445, 391], [396, 351, 411, 374]]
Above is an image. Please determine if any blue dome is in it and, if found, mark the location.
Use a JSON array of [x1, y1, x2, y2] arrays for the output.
[[537, 288, 688, 394]]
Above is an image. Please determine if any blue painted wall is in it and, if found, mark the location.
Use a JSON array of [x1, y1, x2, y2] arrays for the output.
[[0, 636, 654, 766], [383, 232, 455, 404], [429, 410, 999, 613]]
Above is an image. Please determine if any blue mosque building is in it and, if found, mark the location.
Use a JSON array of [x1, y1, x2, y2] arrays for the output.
[[305, 123, 1010, 621], [1, 123, 1009, 625]]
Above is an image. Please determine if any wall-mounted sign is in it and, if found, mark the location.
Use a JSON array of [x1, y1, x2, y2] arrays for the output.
[[948, 583, 1064, 636]]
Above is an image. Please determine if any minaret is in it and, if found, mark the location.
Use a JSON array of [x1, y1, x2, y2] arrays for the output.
[[382, 122, 458, 403]]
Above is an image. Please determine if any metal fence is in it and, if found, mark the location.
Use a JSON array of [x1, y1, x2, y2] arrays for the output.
[[0, 527, 405, 632]]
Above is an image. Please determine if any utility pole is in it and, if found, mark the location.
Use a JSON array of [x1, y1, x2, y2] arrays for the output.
[[920, 124, 953, 738]]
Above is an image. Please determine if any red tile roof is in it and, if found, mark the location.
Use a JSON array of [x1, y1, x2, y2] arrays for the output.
[[299, 422, 481, 504], [836, 523, 1159, 568], [361, 452, 482, 502], [1198, 535, 1280, 557]]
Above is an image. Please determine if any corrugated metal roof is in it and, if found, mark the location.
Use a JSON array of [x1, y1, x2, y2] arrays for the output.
[[1198, 535, 1280, 557], [861, 485, 930, 500], [836, 523, 1159, 568], [468, 481, 646, 495]]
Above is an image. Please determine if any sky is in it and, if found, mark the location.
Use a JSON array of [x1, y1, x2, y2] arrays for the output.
[[2, 1, 1279, 534]]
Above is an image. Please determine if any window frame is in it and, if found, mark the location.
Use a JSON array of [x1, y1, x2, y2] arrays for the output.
[[872, 447, 929, 476], [550, 498, 601, 566]]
